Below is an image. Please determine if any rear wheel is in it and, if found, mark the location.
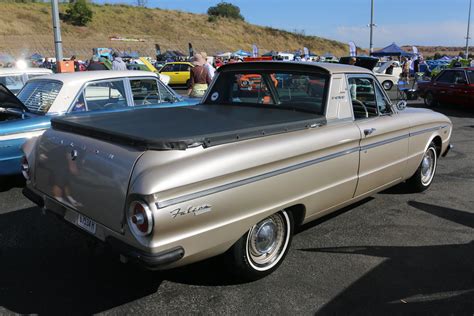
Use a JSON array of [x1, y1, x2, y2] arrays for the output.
[[229, 210, 293, 280], [424, 91, 437, 107], [405, 142, 438, 192]]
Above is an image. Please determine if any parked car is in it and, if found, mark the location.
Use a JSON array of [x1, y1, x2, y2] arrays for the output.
[[0, 70, 196, 176], [339, 56, 399, 90], [0, 67, 52, 94], [417, 68, 474, 107], [126, 63, 171, 85], [23, 62, 452, 280], [158, 62, 193, 85]]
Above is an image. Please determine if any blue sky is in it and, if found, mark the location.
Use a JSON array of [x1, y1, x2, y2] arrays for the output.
[[95, 0, 472, 47]]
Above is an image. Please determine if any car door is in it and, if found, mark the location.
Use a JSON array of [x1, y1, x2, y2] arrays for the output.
[[178, 63, 192, 85], [451, 70, 470, 106], [159, 64, 177, 84], [433, 70, 455, 104], [348, 74, 410, 197]]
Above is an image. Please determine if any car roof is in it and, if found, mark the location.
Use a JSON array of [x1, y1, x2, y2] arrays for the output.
[[0, 68, 53, 75], [27, 70, 158, 85], [217, 61, 372, 74], [164, 62, 193, 66]]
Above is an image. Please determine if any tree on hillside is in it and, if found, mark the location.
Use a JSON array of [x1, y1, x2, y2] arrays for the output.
[[63, 0, 93, 26], [207, 2, 244, 21], [136, 0, 147, 7]]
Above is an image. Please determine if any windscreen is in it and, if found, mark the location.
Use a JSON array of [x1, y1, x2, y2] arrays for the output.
[[205, 70, 329, 115], [17, 80, 63, 113]]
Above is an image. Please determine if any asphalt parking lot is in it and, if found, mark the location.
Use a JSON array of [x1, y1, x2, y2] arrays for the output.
[[0, 102, 472, 315]]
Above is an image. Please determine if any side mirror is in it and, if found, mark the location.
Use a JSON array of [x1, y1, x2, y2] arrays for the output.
[[396, 100, 407, 111]]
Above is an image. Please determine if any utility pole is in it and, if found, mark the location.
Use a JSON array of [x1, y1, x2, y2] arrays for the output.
[[369, 0, 375, 54], [466, 0, 472, 58], [51, 0, 63, 62]]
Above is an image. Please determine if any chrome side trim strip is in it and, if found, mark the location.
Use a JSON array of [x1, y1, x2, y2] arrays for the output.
[[360, 134, 409, 151], [410, 125, 446, 137], [156, 146, 360, 209], [156, 125, 447, 209]]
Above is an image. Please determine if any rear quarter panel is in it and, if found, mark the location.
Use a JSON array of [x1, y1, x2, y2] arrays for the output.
[[129, 121, 361, 267]]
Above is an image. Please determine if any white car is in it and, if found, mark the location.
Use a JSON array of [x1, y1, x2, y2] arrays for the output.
[[374, 61, 402, 90], [0, 67, 52, 94], [0, 70, 194, 176]]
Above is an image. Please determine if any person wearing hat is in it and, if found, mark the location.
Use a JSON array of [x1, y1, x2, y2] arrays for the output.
[[187, 53, 212, 98]]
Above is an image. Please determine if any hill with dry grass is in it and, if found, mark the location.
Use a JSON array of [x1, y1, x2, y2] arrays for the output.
[[0, 2, 352, 59]]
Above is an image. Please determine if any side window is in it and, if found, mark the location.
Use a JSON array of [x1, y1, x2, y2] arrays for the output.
[[71, 92, 86, 112], [160, 65, 173, 72], [436, 71, 455, 84], [348, 77, 378, 119], [157, 81, 177, 102], [130, 79, 160, 105], [453, 70, 467, 84], [179, 64, 191, 72], [374, 83, 391, 115], [83, 80, 128, 111]]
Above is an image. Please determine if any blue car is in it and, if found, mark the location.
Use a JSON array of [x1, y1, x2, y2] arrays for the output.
[[0, 70, 198, 176]]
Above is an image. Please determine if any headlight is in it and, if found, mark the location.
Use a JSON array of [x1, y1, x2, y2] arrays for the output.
[[21, 156, 30, 180], [128, 201, 153, 237]]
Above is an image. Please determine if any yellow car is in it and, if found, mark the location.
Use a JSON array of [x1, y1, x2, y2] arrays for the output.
[[159, 62, 193, 85]]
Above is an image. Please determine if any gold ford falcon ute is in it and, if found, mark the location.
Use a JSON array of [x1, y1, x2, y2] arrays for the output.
[[22, 62, 452, 280]]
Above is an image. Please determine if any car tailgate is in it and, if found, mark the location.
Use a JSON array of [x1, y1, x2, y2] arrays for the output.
[[34, 129, 145, 233]]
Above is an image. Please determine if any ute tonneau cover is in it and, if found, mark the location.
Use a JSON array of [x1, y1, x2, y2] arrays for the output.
[[51, 105, 326, 150]]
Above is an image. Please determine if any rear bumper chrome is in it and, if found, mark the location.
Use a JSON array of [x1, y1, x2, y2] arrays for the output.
[[22, 186, 184, 269], [442, 144, 453, 157]]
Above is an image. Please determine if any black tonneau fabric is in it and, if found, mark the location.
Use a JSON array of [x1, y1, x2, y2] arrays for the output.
[[51, 105, 326, 150]]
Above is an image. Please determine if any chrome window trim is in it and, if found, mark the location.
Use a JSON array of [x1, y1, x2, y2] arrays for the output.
[[155, 124, 447, 209]]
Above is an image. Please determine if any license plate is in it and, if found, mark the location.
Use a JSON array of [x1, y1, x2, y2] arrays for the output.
[[77, 214, 97, 235]]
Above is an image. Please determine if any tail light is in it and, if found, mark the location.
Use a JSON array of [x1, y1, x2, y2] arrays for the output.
[[21, 156, 30, 180], [128, 201, 153, 237]]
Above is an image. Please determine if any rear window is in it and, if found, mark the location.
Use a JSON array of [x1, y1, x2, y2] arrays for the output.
[[17, 80, 63, 113], [205, 70, 329, 115]]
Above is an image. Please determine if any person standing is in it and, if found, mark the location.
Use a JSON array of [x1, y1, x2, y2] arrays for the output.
[[200, 51, 216, 79], [112, 53, 127, 71], [87, 56, 108, 71], [187, 54, 211, 98]]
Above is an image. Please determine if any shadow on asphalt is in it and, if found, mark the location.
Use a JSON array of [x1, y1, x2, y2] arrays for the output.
[[0, 175, 25, 193], [0, 207, 246, 315], [408, 200, 474, 229], [0, 197, 379, 314], [301, 242, 474, 315], [299, 199, 474, 315]]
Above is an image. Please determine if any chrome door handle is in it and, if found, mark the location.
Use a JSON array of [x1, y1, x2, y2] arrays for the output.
[[364, 128, 376, 136]]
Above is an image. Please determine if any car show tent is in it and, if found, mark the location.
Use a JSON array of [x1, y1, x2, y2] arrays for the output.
[[371, 43, 413, 57]]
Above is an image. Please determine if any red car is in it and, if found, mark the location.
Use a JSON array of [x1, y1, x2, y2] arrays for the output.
[[417, 68, 474, 107]]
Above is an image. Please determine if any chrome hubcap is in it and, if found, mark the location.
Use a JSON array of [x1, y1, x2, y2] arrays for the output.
[[247, 213, 287, 269], [421, 148, 436, 185]]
